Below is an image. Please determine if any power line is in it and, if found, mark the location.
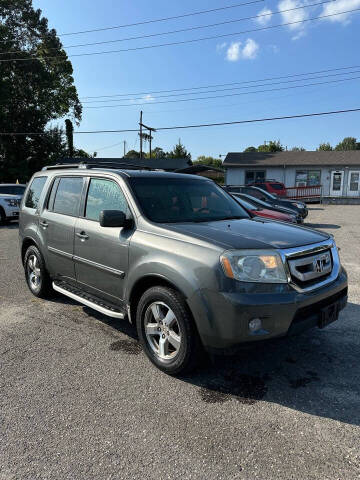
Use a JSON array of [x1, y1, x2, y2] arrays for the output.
[[0, 0, 333, 54], [83, 75, 360, 109], [2, 108, 360, 136], [81, 69, 360, 104], [79, 64, 360, 99], [1, 8, 359, 62], [57, 1, 265, 37]]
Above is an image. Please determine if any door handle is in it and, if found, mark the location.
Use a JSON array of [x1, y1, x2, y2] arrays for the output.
[[40, 220, 48, 229], [76, 231, 89, 241]]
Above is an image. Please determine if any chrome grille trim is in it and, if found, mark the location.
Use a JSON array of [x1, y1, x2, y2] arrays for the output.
[[279, 240, 340, 293]]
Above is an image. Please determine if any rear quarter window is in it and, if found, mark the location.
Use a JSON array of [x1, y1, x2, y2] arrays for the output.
[[25, 177, 47, 209]]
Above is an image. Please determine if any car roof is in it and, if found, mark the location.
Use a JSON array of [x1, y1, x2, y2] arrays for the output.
[[0, 183, 26, 187]]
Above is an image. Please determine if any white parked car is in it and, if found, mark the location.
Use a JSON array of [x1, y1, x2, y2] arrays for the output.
[[0, 184, 26, 224]]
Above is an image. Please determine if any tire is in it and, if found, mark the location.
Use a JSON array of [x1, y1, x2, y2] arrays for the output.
[[24, 245, 53, 299], [136, 286, 201, 375], [0, 207, 6, 225]]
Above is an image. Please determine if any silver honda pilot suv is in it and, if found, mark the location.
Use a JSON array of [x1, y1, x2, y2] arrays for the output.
[[19, 162, 348, 375]]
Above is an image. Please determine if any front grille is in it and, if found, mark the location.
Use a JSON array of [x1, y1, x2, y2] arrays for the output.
[[292, 287, 348, 324], [287, 248, 333, 289]]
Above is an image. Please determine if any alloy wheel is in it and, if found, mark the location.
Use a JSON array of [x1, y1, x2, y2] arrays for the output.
[[144, 301, 181, 360]]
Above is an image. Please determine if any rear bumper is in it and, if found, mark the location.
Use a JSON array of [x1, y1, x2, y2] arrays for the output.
[[188, 268, 348, 353]]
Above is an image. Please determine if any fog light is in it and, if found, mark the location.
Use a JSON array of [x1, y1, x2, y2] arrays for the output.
[[249, 318, 262, 332]]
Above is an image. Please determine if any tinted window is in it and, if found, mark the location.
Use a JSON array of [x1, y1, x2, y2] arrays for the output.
[[25, 177, 47, 209], [129, 177, 249, 223], [85, 178, 128, 221], [270, 183, 284, 190], [53, 177, 83, 216], [0, 185, 25, 195]]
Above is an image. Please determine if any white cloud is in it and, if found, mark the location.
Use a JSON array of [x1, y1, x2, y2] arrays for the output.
[[226, 39, 259, 61], [278, 0, 308, 30], [268, 44, 280, 53], [226, 42, 241, 61], [242, 38, 260, 59], [143, 94, 155, 102], [321, 0, 360, 23], [255, 7, 273, 25], [216, 42, 227, 52]]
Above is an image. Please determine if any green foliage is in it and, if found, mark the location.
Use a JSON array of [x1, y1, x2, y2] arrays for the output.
[[168, 139, 192, 161], [291, 146, 306, 151], [257, 140, 284, 152], [0, 0, 82, 181], [334, 137, 360, 151], [65, 119, 74, 157], [317, 142, 333, 151], [244, 146, 257, 152], [193, 156, 223, 169], [145, 147, 166, 159], [124, 149, 141, 159]]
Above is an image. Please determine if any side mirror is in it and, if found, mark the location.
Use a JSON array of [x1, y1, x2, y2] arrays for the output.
[[99, 210, 127, 228]]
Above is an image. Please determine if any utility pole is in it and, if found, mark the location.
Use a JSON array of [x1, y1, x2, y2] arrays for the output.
[[123, 140, 127, 157], [139, 111, 156, 159], [139, 111, 143, 160]]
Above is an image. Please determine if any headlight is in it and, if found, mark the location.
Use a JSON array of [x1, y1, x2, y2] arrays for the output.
[[220, 250, 288, 283], [5, 199, 17, 207], [292, 202, 304, 209]]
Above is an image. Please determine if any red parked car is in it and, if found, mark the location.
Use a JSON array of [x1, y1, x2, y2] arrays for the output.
[[232, 195, 297, 223], [249, 180, 287, 197]]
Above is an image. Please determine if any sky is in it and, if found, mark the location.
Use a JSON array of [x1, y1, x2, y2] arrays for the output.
[[32, 0, 360, 159]]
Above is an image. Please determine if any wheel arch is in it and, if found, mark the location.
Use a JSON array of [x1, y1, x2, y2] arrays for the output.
[[21, 236, 40, 265], [128, 274, 189, 323]]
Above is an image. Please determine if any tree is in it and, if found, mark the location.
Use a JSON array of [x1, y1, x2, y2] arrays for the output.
[[193, 155, 223, 169], [335, 137, 360, 151], [317, 142, 333, 151], [0, 0, 82, 181], [65, 119, 74, 157], [257, 140, 284, 152], [145, 147, 166, 159], [244, 146, 257, 152], [168, 139, 192, 161], [291, 146, 305, 151], [124, 149, 141, 159]]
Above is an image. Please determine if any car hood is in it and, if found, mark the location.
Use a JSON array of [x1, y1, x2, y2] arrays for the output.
[[164, 218, 329, 250], [0, 193, 22, 199]]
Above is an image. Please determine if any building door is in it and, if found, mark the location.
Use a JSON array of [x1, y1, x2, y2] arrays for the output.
[[330, 171, 344, 196], [347, 170, 360, 197]]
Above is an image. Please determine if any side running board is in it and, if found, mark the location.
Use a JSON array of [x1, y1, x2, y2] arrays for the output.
[[53, 282, 125, 319]]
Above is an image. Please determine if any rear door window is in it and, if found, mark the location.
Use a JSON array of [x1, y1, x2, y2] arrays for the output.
[[52, 177, 84, 217], [25, 177, 47, 209]]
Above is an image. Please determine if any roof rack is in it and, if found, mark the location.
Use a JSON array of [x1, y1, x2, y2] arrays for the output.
[[42, 161, 154, 171]]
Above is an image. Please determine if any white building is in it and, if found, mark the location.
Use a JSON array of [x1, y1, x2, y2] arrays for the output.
[[224, 151, 360, 200]]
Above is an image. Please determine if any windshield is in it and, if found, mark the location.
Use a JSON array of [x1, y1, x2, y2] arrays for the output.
[[244, 195, 272, 209], [129, 177, 250, 223], [0, 185, 26, 195], [233, 195, 258, 211]]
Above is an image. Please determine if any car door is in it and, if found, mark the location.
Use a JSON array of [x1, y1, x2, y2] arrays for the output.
[[39, 176, 84, 281], [74, 176, 134, 305]]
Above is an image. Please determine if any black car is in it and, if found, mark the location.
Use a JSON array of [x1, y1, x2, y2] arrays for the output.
[[225, 185, 308, 219], [230, 192, 304, 224]]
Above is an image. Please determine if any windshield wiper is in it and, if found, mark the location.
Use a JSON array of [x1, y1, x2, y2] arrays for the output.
[[211, 215, 247, 221]]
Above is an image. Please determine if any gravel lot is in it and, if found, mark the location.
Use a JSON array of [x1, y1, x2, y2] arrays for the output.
[[1, 205, 359, 480]]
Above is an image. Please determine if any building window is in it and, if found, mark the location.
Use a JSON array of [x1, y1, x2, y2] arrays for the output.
[[245, 170, 265, 185], [295, 170, 321, 187]]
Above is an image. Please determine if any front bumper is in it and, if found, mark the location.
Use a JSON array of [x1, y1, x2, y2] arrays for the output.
[[189, 268, 348, 353]]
